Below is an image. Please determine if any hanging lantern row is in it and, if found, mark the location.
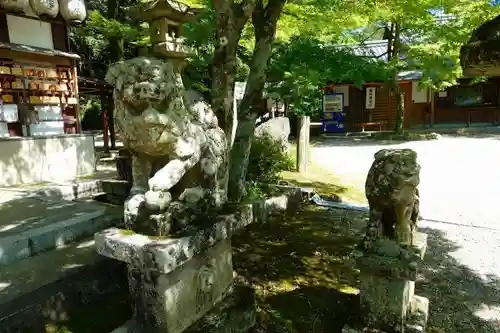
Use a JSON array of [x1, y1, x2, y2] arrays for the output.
[[0, 0, 87, 24]]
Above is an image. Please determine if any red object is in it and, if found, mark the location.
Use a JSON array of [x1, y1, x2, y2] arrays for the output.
[[103, 109, 109, 153]]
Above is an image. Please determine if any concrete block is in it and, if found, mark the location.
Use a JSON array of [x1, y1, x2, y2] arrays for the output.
[[0, 198, 120, 265]]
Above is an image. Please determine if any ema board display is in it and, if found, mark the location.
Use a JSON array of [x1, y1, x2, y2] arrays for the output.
[[322, 93, 345, 133]]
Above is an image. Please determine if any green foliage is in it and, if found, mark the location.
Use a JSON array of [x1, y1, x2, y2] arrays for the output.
[[181, 7, 215, 94], [246, 135, 294, 187], [81, 98, 103, 130], [267, 36, 391, 116], [85, 10, 141, 40], [244, 181, 266, 200]]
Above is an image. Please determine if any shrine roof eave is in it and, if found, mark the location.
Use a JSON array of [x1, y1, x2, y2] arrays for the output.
[[460, 38, 500, 75], [0, 42, 80, 60], [79, 76, 112, 95]]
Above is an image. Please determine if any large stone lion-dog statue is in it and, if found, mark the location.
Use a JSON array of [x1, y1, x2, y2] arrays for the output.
[[105, 56, 228, 235], [362, 148, 420, 249]]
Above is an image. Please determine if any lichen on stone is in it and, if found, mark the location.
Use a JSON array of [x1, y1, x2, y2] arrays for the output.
[[362, 148, 420, 250], [105, 56, 229, 237]]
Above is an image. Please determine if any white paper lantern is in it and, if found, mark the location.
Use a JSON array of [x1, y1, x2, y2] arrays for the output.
[[0, 0, 30, 13], [29, 0, 59, 18], [59, 0, 86, 24]]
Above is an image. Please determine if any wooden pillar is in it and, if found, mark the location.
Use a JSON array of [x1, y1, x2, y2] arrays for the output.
[[100, 94, 110, 153], [109, 94, 116, 150], [72, 63, 81, 133], [296, 116, 310, 173], [429, 88, 435, 127]]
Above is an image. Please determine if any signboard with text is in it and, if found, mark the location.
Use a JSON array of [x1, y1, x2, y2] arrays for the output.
[[365, 87, 376, 109]]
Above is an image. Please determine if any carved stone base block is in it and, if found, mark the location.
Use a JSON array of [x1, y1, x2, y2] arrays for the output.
[[343, 232, 429, 333], [405, 295, 429, 333], [342, 294, 429, 333], [112, 286, 256, 333], [359, 277, 414, 330], [95, 205, 255, 333], [184, 285, 257, 333], [128, 239, 234, 333]]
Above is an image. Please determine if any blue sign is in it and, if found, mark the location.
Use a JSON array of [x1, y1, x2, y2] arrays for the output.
[[322, 92, 345, 133]]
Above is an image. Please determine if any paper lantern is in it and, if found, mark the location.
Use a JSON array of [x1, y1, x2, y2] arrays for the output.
[[59, 0, 86, 24], [29, 0, 59, 18]]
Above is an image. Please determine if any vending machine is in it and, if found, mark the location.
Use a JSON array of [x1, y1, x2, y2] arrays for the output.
[[322, 92, 345, 133]]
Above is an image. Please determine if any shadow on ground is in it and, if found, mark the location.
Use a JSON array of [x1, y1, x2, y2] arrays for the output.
[[419, 227, 500, 333], [232, 205, 367, 333], [233, 201, 500, 333]]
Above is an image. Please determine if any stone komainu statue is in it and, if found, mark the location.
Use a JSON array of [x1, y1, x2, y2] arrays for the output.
[[105, 56, 228, 235], [363, 149, 420, 249]]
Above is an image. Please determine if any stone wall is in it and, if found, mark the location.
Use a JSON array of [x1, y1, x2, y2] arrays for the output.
[[0, 134, 95, 187]]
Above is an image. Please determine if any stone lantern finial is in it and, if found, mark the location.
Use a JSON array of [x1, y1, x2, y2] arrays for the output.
[[142, 0, 201, 59]]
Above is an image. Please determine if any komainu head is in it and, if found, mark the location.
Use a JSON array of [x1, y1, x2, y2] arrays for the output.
[[105, 56, 180, 111], [366, 148, 420, 205]]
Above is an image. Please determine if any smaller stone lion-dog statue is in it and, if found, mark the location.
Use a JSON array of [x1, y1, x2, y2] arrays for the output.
[[362, 148, 420, 250], [105, 56, 228, 236]]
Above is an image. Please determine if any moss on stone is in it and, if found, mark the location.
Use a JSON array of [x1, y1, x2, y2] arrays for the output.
[[118, 228, 136, 236]]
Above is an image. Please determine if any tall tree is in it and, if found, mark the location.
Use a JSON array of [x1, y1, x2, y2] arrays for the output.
[[347, 0, 500, 133], [223, 0, 376, 201], [211, 0, 256, 142], [226, 0, 286, 201]]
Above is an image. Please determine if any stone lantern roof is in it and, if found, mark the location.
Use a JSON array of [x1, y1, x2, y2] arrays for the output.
[[142, 0, 201, 23], [460, 15, 500, 76]]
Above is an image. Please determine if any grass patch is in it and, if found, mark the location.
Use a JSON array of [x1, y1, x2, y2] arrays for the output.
[[281, 165, 365, 203], [369, 131, 440, 141], [282, 143, 365, 203], [232, 205, 367, 332]]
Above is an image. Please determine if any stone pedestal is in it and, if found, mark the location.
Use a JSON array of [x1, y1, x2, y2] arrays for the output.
[[343, 232, 430, 333], [95, 205, 256, 333]]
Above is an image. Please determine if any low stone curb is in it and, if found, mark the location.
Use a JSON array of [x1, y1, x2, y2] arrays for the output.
[[250, 185, 307, 224]]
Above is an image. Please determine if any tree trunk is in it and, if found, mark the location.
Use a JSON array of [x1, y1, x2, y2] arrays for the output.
[[227, 0, 286, 202], [394, 84, 405, 134], [388, 21, 405, 134], [211, 0, 255, 145], [102, 94, 116, 149]]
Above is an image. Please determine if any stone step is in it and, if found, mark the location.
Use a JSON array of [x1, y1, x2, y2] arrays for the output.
[[0, 238, 131, 333], [0, 197, 123, 266], [31, 179, 105, 201], [100, 179, 131, 205], [100, 156, 118, 164]]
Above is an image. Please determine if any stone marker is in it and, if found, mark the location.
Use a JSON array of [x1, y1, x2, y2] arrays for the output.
[[254, 116, 291, 150], [343, 149, 430, 333]]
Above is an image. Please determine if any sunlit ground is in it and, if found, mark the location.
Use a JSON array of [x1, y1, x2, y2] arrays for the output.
[[281, 142, 366, 203]]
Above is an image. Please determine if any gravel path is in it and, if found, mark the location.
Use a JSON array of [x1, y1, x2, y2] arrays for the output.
[[311, 136, 500, 330]]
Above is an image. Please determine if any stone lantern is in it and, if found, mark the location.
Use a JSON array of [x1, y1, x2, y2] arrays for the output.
[[142, 0, 200, 62]]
